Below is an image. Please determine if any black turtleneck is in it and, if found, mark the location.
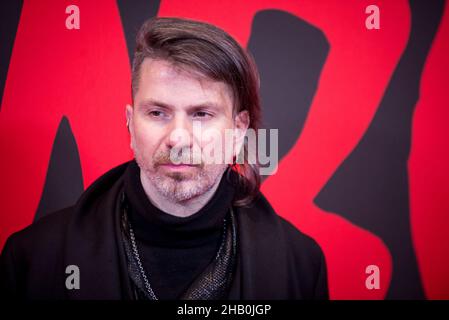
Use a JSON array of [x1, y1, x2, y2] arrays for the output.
[[123, 160, 236, 299]]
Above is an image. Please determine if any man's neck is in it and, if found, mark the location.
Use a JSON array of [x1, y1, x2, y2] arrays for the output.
[[139, 172, 224, 218]]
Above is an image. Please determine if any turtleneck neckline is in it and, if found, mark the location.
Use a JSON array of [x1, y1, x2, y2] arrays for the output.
[[123, 160, 236, 248]]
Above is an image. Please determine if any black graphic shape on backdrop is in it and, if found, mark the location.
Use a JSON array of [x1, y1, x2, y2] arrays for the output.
[[35, 116, 84, 221], [248, 10, 328, 175], [0, 0, 23, 110], [315, 0, 445, 299], [116, 0, 161, 66]]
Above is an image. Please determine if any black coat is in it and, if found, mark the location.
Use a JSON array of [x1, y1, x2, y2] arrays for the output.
[[0, 161, 328, 300]]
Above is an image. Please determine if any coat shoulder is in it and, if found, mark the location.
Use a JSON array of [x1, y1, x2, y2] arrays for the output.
[[243, 192, 329, 299], [3, 206, 74, 259], [277, 216, 325, 264], [0, 207, 76, 298], [247, 192, 324, 262]]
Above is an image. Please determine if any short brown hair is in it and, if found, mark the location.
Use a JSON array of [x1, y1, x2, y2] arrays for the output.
[[132, 17, 262, 206]]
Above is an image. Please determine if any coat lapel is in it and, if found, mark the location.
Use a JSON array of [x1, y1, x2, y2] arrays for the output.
[[64, 162, 130, 299]]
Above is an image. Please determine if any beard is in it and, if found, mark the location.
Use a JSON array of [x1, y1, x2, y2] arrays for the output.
[[134, 146, 227, 203]]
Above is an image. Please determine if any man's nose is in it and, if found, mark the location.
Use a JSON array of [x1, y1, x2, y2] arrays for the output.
[[165, 113, 193, 149]]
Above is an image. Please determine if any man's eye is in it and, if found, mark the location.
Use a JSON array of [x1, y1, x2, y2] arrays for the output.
[[193, 111, 211, 118], [148, 110, 164, 117]]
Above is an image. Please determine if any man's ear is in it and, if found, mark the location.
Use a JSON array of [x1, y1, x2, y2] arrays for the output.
[[126, 104, 134, 150], [234, 110, 250, 158], [126, 104, 133, 132]]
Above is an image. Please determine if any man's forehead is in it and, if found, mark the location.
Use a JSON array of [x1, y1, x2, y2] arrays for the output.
[[141, 58, 190, 79], [137, 58, 234, 109], [141, 58, 210, 85]]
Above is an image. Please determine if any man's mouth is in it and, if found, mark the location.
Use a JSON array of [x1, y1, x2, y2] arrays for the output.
[[158, 163, 199, 171]]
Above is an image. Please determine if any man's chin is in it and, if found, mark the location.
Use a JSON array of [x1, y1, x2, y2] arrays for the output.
[[154, 176, 205, 202]]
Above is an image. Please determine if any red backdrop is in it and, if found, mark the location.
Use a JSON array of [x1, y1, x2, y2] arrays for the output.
[[1, 0, 448, 299]]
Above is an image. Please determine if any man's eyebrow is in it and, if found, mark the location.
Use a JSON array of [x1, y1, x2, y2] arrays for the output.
[[187, 102, 223, 111], [137, 99, 172, 110], [137, 99, 224, 111]]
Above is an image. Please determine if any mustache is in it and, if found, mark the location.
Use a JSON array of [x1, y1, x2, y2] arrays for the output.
[[153, 148, 204, 167]]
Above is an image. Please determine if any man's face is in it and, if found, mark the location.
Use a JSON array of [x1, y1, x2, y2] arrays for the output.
[[126, 58, 248, 202]]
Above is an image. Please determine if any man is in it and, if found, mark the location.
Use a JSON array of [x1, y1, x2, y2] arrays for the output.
[[0, 17, 328, 300]]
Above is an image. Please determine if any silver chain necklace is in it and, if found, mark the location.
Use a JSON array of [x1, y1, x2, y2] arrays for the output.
[[126, 209, 228, 300], [127, 220, 158, 300]]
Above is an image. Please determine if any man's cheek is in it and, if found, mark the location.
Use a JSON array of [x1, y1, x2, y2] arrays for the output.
[[133, 137, 151, 162]]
